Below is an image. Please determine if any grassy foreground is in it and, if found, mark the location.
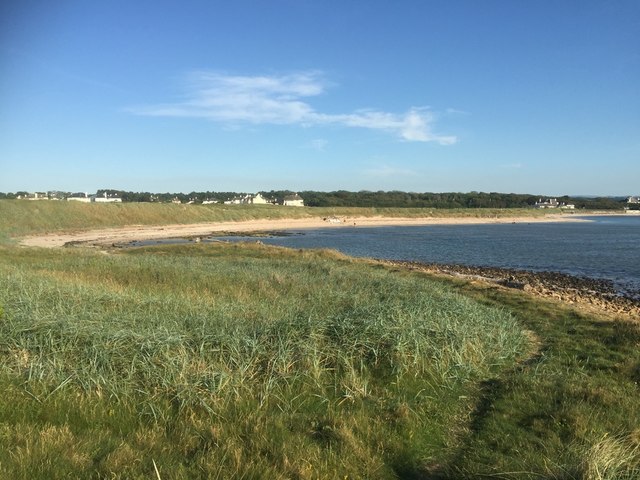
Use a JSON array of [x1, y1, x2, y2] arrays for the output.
[[1, 243, 530, 478], [0, 201, 638, 478]]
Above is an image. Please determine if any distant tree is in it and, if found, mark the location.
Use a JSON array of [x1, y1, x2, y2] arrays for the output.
[[41, 189, 626, 209], [565, 197, 621, 210]]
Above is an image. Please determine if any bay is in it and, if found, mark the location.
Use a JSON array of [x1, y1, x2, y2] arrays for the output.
[[225, 215, 640, 298]]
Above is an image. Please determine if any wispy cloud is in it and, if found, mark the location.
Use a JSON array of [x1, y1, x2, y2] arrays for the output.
[[308, 139, 328, 151], [128, 71, 456, 144]]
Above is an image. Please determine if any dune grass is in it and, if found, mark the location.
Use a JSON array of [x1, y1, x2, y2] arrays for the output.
[[0, 242, 533, 478]]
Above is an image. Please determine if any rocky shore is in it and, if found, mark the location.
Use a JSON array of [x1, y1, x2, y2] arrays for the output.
[[385, 261, 640, 320]]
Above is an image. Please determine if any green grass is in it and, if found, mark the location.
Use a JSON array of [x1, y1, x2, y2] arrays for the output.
[[0, 242, 532, 478], [439, 281, 640, 479], [0, 202, 637, 478]]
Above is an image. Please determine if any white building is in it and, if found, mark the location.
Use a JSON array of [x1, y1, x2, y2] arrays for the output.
[[224, 195, 249, 205], [26, 192, 48, 200], [224, 194, 271, 205], [67, 193, 91, 203], [251, 193, 269, 205], [534, 198, 559, 209], [283, 194, 304, 207], [95, 192, 122, 203]]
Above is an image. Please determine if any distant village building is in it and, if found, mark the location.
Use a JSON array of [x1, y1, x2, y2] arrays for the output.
[[48, 191, 65, 200], [535, 198, 577, 210], [27, 192, 48, 200], [251, 193, 269, 205], [67, 193, 92, 203], [94, 192, 122, 203], [17, 192, 44, 200], [534, 198, 559, 209], [224, 195, 250, 205], [283, 193, 305, 207], [17, 191, 65, 200], [626, 195, 640, 212], [223, 193, 277, 205]]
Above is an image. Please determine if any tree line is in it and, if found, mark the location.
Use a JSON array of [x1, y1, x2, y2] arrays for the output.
[[0, 189, 628, 209], [299, 191, 626, 210]]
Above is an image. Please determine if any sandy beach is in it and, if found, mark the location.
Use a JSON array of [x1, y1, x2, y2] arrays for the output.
[[20, 213, 584, 248]]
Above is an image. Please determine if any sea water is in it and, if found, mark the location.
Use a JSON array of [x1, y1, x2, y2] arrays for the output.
[[224, 215, 640, 297]]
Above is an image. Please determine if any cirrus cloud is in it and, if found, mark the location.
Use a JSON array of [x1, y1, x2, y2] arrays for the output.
[[128, 71, 457, 144]]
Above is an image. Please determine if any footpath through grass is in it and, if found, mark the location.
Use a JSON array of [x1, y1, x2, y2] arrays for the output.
[[440, 281, 640, 479]]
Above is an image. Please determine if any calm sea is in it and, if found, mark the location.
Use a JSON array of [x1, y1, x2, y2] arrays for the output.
[[218, 215, 640, 297]]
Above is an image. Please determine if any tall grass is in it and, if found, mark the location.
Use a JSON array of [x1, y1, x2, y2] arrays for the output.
[[0, 243, 529, 478], [580, 434, 640, 480]]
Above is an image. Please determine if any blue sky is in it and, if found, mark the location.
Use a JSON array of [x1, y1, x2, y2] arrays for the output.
[[1, 1, 638, 195]]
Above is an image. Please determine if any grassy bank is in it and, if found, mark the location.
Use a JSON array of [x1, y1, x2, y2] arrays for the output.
[[0, 199, 552, 241]]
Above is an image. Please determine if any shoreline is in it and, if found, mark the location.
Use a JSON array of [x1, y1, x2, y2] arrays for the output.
[[16, 212, 638, 320], [20, 213, 586, 248], [385, 261, 640, 320]]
